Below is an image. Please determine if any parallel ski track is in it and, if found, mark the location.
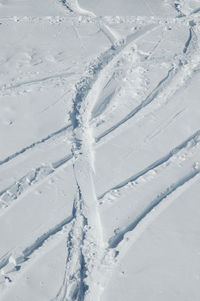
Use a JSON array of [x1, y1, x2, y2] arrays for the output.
[[0, 24, 160, 206], [99, 128, 200, 200], [1, 9, 200, 299], [1, 21, 200, 219], [1, 124, 200, 212], [114, 171, 200, 269], [52, 1, 148, 300], [1, 165, 199, 284], [109, 168, 200, 248], [1, 126, 200, 270], [1, 21, 198, 169], [1, 170, 199, 296], [95, 65, 176, 142], [0, 24, 158, 168], [0, 20, 199, 220], [2, 20, 198, 172], [0, 124, 71, 167], [96, 54, 200, 143], [53, 14, 200, 301]]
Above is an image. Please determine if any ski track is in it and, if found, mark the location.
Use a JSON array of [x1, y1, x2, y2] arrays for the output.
[[0, 22, 161, 284], [0, 24, 198, 206], [1, 5, 200, 300], [0, 23, 158, 179], [92, 89, 116, 119], [0, 124, 71, 167], [0, 166, 54, 207], [115, 169, 200, 264], [0, 24, 159, 170], [1, 125, 200, 272], [0, 71, 74, 94], [183, 27, 193, 53], [183, 20, 197, 54], [96, 64, 176, 142], [2, 26, 197, 173], [0, 215, 73, 275], [109, 167, 200, 249], [2, 122, 200, 287], [1, 166, 199, 286], [96, 33, 200, 144], [53, 191, 87, 301], [52, 12, 198, 300], [99, 128, 200, 200], [52, 1, 127, 299], [3, 17, 196, 171], [1, 20, 198, 210], [1, 127, 200, 275], [0, 155, 73, 211], [23, 215, 73, 262]]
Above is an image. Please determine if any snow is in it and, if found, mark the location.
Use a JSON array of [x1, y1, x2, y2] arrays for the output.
[[78, 0, 176, 17], [1, 1, 200, 301]]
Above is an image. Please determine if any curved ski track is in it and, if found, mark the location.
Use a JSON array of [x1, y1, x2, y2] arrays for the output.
[[1, 19, 199, 171], [1, 3, 200, 301], [1, 22, 200, 214], [51, 9, 200, 301]]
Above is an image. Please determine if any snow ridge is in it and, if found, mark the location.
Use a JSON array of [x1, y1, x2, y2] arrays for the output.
[[53, 8, 200, 300], [52, 15, 162, 301]]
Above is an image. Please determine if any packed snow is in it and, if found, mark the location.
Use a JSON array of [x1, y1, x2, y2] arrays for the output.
[[0, 1, 200, 301]]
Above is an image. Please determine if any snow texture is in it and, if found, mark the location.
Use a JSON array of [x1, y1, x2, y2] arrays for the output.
[[1, 1, 200, 301]]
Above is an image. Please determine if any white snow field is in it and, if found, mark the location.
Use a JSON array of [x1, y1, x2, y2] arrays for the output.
[[1, 1, 200, 301]]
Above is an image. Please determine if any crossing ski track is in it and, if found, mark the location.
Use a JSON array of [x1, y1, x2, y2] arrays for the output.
[[0, 23, 157, 169], [96, 32, 200, 143], [1, 1, 200, 300], [1, 127, 200, 292], [0, 23, 161, 207], [51, 3, 200, 301], [1, 20, 199, 214], [1, 119, 200, 213], [1, 17, 199, 172]]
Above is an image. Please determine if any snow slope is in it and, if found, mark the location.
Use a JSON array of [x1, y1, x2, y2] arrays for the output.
[[1, 1, 200, 301]]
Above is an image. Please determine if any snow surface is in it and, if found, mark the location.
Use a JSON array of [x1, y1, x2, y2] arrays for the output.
[[1, 1, 200, 301]]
